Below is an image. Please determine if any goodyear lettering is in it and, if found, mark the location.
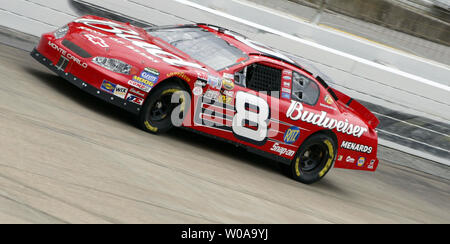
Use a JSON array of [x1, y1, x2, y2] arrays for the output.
[[167, 72, 191, 82]]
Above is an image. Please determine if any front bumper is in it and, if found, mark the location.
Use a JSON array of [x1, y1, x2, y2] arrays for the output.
[[31, 48, 141, 115]]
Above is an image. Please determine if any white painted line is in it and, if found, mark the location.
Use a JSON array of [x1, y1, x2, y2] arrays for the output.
[[231, 0, 310, 23], [373, 111, 450, 138], [379, 138, 450, 166], [175, 0, 450, 92], [378, 129, 450, 154]]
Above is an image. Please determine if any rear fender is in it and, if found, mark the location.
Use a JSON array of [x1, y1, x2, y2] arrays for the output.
[[332, 88, 379, 129]]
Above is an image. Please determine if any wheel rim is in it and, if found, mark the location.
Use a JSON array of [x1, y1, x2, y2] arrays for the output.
[[299, 143, 328, 172], [149, 93, 178, 122]]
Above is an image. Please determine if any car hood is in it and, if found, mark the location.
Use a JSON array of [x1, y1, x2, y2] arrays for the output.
[[67, 16, 208, 72]]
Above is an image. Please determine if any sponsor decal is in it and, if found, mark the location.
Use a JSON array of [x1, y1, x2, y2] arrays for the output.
[[222, 79, 235, 90], [287, 101, 368, 138], [281, 92, 291, 99], [195, 80, 207, 87], [129, 88, 146, 97], [223, 73, 234, 80], [201, 90, 232, 104], [282, 87, 291, 94], [223, 90, 234, 97], [341, 141, 373, 154], [208, 76, 222, 89], [101, 80, 116, 94], [283, 81, 291, 88], [100, 80, 128, 99], [283, 70, 292, 76], [337, 155, 343, 161], [346, 156, 355, 163], [83, 34, 109, 48], [204, 90, 220, 101], [220, 95, 233, 105], [140, 70, 159, 83], [128, 79, 151, 93], [319, 103, 337, 111], [48, 41, 88, 68], [193, 86, 203, 96], [126, 94, 144, 105], [357, 157, 366, 167], [283, 126, 300, 144], [196, 71, 209, 80], [368, 159, 376, 169], [271, 143, 295, 157], [132, 75, 155, 88], [167, 72, 191, 82], [144, 67, 160, 76], [324, 95, 333, 105], [77, 26, 107, 36], [283, 76, 292, 81], [113, 85, 128, 99]]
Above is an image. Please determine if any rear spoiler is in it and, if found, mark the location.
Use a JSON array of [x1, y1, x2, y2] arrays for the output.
[[331, 88, 380, 129]]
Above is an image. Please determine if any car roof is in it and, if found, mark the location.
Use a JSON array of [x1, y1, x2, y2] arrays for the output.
[[195, 24, 319, 76], [145, 23, 337, 100]]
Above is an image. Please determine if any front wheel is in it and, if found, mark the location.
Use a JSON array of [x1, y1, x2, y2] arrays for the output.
[[289, 133, 337, 184], [138, 82, 189, 134]]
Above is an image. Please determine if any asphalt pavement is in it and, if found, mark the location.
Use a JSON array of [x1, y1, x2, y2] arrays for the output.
[[0, 37, 449, 224]]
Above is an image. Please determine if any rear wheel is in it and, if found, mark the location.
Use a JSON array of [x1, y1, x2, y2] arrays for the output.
[[138, 82, 189, 134], [289, 133, 337, 184]]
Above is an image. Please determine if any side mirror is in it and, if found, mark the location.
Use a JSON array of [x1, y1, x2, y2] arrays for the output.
[[234, 66, 247, 87]]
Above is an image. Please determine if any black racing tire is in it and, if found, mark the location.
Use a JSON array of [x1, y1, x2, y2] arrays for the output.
[[289, 133, 337, 184], [138, 81, 189, 134]]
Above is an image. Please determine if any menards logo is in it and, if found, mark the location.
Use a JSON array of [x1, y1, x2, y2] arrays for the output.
[[341, 141, 373, 154]]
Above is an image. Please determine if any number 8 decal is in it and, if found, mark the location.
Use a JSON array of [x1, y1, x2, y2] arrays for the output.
[[233, 91, 270, 145]]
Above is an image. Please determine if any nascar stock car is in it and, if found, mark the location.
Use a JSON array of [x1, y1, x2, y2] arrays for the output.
[[31, 15, 380, 184]]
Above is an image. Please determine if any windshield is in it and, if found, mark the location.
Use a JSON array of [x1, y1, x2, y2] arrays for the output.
[[147, 27, 248, 71]]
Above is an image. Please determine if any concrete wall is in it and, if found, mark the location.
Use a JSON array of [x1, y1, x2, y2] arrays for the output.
[[0, 0, 78, 36], [290, 0, 450, 46], [0, 0, 449, 122], [188, 0, 449, 119]]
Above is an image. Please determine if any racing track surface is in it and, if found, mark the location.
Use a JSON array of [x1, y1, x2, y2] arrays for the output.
[[0, 43, 449, 223]]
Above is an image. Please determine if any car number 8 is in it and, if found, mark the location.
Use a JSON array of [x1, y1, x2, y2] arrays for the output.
[[232, 92, 269, 142]]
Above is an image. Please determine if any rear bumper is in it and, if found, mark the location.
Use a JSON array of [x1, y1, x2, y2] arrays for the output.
[[31, 48, 141, 115]]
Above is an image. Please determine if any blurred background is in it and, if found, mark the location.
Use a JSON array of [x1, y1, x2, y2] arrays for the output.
[[249, 0, 450, 65]]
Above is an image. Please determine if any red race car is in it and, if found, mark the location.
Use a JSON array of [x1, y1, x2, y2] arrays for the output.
[[31, 15, 380, 184]]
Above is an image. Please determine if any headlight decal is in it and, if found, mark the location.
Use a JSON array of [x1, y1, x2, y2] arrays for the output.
[[92, 57, 132, 75]]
